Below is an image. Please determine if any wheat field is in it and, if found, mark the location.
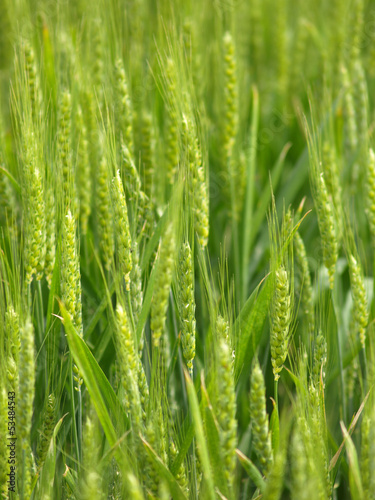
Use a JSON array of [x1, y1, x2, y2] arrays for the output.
[[0, 0, 374, 499]]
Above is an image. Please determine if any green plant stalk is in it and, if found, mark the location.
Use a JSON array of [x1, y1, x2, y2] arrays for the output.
[[242, 87, 259, 304], [34, 280, 45, 368], [169, 297, 188, 410], [69, 356, 80, 470], [192, 437, 198, 500], [332, 283, 346, 421], [372, 250, 375, 319], [274, 379, 279, 412], [185, 371, 216, 500], [78, 388, 83, 466]]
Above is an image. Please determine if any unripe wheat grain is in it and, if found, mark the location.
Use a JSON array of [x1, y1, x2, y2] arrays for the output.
[[216, 336, 237, 490], [348, 254, 368, 349], [37, 394, 56, 471], [97, 156, 114, 271], [114, 58, 134, 156], [314, 171, 338, 289], [116, 304, 142, 428], [76, 105, 91, 235], [182, 115, 209, 248], [150, 222, 175, 348], [178, 241, 196, 374], [270, 265, 291, 381], [165, 58, 180, 185], [294, 231, 314, 337], [111, 170, 132, 291], [222, 31, 238, 162], [23, 129, 46, 284], [250, 357, 273, 475]]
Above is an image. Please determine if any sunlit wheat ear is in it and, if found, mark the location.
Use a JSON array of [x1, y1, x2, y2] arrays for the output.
[[93, 24, 104, 108], [348, 254, 368, 349], [111, 170, 132, 290], [169, 440, 189, 495], [18, 318, 35, 497], [216, 336, 237, 490], [114, 58, 134, 156], [61, 210, 82, 336], [22, 128, 46, 285], [250, 357, 273, 475], [178, 241, 196, 374], [294, 230, 314, 337], [165, 58, 180, 185], [182, 114, 209, 248], [115, 304, 142, 428], [341, 66, 358, 157], [37, 393, 56, 472], [136, 189, 155, 240], [121, 142, 141, 195], [270, 265, 292, 381], [6, 357, 17, 396], [97, 156, 114, 271], [150, 221, 176, 348], [222, 31, 238, 162], [121, 143, 153, 238], [57, 90, 76, 211], [76, 105, 91, 235], [5, 307, 20, 393], [24, 41, 41, 119], [312, 331, 327, 388], [314, 170, 338, 290], [307, 382, 330, 497], [61, 209, 83, 392], [216, 314, 230, 343], [322, 141, 343, 240], [158, 405, 169, 466]]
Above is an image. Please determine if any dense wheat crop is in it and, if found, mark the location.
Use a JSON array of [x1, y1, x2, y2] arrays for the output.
[[1, 0, 375, 498]]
